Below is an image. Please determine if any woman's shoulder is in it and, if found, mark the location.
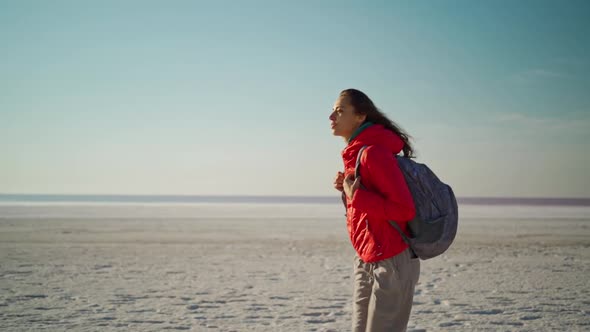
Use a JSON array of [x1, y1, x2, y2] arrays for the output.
[[360, 145, 397, 164]]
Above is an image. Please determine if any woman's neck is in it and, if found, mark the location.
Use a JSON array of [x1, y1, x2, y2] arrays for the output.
[[347, 122, 373, 143]]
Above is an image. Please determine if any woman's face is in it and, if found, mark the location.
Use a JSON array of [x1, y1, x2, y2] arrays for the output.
[[329, 96, 365, 140]]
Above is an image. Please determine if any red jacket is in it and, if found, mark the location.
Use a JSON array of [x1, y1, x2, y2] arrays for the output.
[[342, 124, 416, 263]]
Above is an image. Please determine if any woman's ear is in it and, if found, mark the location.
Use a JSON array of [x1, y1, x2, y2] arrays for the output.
[[357, 113, 367, 124]]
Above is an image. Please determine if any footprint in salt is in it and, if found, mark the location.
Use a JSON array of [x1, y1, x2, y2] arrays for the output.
[[269, 296, 291, 301], [432, 299, 451, 306], [439, 321, 463, 327], [307, 304, 345, 310], [245, 303, 269, 312], [186, 304, 199, 311], [306, 318, 336, 324], [467, 308, 503, 315]]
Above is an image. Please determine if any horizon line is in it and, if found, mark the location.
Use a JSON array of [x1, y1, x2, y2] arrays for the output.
[[1, 193, 589, 207], [1, 193, 589, 199]]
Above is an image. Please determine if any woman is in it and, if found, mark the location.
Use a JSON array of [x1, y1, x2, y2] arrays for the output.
[[330, 89, 420, 332]]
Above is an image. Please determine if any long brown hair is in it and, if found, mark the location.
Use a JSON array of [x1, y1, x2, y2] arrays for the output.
[[340, 89, 415, 158]]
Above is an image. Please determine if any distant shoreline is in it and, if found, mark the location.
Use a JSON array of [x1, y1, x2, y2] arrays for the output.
[[1, 194, 589, 207]]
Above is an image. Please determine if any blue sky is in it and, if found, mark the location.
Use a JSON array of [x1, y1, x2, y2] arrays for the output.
[[1, 0, 589, 197]]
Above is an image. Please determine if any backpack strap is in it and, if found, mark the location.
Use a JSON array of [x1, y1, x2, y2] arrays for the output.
[[355, 146, 368, 179], [388, 220, 410, 244], [390, 220, 418, 258]]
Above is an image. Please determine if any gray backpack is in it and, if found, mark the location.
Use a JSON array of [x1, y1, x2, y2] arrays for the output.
[[356, 146, 458, 260]]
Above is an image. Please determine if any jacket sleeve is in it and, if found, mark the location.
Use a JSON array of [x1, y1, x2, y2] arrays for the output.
[[349, 145, 416, 223]]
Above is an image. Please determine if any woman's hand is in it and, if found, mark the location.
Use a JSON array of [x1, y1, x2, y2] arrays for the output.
[[334, 171, 344, 192], [343, 174, 362, 199]]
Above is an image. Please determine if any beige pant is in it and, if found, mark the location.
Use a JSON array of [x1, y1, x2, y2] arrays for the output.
[[352, 248, 420, 332]]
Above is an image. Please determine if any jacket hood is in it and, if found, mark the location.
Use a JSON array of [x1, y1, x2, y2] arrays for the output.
[[342, 123, 404, 164]]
